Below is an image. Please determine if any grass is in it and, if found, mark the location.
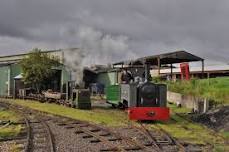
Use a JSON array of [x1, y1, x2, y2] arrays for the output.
[[153, 103, 228, 151], [0, 108, 22, 139], [167, 77, 229, 104], [0, 125, 22, 139], [7, 99, 129, 126], [0, 109, 21, 122], [222, 131, 229, 139]]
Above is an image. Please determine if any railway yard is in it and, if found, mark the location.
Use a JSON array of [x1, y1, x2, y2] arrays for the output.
[[0, 100, 185, 152], [0, 47, 228, 152], [2, 0, 229, 151], [0, 98, 228, 152]]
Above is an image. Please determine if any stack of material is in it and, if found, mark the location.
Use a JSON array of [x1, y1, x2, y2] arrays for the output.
[[191, 105, 229, 131]]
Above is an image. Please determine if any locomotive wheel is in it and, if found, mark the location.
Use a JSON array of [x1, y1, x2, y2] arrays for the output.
[[117, 102, 123, 109], [111, 104, 117, 108], [121, 101, 128, 109]]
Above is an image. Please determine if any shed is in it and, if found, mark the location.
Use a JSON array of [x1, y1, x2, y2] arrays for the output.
[[0, 49, 72, 96], [113, 50, 204, 78], [0, 63, 21, 97]]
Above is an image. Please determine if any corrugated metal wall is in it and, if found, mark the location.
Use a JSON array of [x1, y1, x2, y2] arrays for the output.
[[10, 64, 22, 95], [0, 66, 10, 96], [97, 71, 118, 88]]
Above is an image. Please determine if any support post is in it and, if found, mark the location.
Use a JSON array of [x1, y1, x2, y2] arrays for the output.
[[66, 81, 69, 100], [201, 60, 205, 79], [157, 57, 160, 77], [170, 64, 173, 80], [116, 70, 119, 84], [144, 62, 150, 82], [8, 66, 11, 97], [207, 73, 210, 79], [13, 79, 15, 99]]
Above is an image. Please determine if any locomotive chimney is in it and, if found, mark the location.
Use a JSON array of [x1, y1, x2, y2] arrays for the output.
[[144, 61, 150, 82]]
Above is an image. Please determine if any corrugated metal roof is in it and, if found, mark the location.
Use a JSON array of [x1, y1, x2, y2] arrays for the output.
[[113, 50, 203, 66], [0, 48, 79, 64]]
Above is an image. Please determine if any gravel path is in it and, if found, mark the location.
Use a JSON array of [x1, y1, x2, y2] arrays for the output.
[[47, 119, 108, 152], [0, 141, 17, 152]]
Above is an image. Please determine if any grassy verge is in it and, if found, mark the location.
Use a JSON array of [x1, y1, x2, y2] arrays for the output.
[[0, 108, 22, 139], [5, 99, 129, 126], [153, 103, 228, 151]]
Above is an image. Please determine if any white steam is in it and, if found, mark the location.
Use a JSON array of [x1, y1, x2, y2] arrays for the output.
[[63, 26, 137, 84], [78, 26, 136, 65], [64, 48, 85, 84]]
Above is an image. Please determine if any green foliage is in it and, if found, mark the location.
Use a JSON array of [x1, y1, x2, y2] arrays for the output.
[[151, 76, 162, 83], [20, 48, 60, 92], [167, 77, 229, 104]]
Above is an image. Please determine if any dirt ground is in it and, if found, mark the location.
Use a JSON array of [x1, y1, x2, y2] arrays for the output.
[[191, 105, 229, 131]]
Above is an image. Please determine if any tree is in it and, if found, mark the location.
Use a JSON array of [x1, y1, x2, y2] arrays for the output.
[[20, 48, 60, 93]]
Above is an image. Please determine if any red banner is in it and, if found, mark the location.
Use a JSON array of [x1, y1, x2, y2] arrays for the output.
[[180, 63, 190, 80]]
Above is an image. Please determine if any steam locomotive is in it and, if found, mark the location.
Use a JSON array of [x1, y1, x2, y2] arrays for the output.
[[106, 64, 169, 121]]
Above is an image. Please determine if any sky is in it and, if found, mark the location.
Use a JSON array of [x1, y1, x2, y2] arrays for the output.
[[0, 0, 228, 65]]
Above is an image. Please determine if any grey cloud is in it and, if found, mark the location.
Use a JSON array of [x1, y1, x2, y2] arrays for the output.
[[0, 0, 228, 64]]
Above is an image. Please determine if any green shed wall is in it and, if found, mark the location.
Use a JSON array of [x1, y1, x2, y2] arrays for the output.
[[61, 68, 71, 92], [97, 72, 118, 88], [0, 63, 70, 95], [10, 64, 22, 95], [0, 66, 10, 96]]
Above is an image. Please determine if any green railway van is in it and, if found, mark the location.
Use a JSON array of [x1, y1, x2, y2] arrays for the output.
[[106, 85, 121, 107]]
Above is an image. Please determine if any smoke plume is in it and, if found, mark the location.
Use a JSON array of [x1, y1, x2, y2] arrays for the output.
[[63, 26, 136, 84], [78, 26, 136, 65], [63, 48, 85, 84]]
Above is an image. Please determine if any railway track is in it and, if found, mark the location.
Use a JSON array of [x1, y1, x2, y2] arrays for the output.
[[0, 102, 55, 152], [49, 115, 188, 152], [22, 115, 55, 152], [50, 116, 157, 152], [0, 101, 187, 152], [127, 122, 185, 152]]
